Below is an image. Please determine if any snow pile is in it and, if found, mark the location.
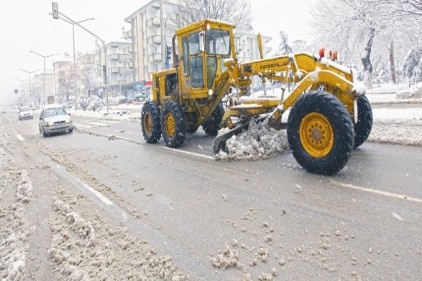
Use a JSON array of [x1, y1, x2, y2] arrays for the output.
[[369, 108, 422, 146], [215, 121, 289, 160], [49, 198, 188, 281], [16, 170, 33, 203], [0, 167, 32, 281], [396, 83, 422, 99], [210, 245, 243, 270]]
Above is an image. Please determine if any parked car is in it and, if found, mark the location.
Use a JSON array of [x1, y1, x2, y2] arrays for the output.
[[38, 105, 73, 137], [18, 106, 33, 120]]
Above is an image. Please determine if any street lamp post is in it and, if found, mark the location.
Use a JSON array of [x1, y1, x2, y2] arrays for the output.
[[30, 51, 58, 105], [18, 68, 38, 106], [51, 3, 109, 111], [56, 17, 94, 110]]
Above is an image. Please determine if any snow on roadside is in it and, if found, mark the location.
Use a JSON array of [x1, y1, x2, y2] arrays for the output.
[[0, 155, 33, 281], [369, 108, 422, 146], [48, 197, 188, 280]]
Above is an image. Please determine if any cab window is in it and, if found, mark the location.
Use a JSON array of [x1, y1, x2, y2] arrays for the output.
[[187, 32, 201, 55], [206, 29, 230, 55]]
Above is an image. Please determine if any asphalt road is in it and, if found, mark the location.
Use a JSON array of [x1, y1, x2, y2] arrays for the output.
[[1, 109, 421, 280]]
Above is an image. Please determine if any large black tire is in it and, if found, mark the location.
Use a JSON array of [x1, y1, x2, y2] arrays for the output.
[[141, 101, 162, 143], [287, 91, 354, 175], [161, 101, 186, 148], [185, 112, 199, 133], [354, 95, 373, 148], [202, 103, 224, 136]]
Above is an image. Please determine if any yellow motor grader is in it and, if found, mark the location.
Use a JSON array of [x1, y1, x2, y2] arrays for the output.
[[141, 19, 373, 175]]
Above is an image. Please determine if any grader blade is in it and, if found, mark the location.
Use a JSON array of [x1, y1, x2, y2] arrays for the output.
[[212, 121, 250, 155], [212, 115, 272, 155]]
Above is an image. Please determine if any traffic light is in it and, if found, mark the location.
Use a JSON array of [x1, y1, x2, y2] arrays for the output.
[[52, 2, 59, 19], [166, 45, 171, 61]]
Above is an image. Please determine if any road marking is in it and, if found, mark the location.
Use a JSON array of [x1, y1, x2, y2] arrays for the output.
[[16, 134, 25, 141], [75, 177, 113, 206], [90, 122, 108, 126], [330, 179, 422, 204], [74, 123, 92, 128], [162, 147, 215, 160]]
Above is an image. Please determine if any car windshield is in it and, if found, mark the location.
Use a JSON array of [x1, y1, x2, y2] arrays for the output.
[[20, 106, 30, 112], [44, 107, 67, 118]]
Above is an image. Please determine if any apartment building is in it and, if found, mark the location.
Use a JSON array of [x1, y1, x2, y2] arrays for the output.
[[32, 72, 55, 105], [124, 0, 272, 94], [236, 31, 272, 63], [95, 41, 133, 98], [124, 0, 180, 90]]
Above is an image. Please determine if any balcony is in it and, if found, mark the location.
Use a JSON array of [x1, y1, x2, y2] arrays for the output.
[[147, 16, 161, 27], [147, 35, 161, 45], [150, 0, 160, 8], [148, 53, 162, 63], [110, 54, 119, 60]]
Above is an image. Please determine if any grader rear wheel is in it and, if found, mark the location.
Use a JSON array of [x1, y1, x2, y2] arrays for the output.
[[161, 101, 186, 148], [287, 91, 354, 175], [141, 101, 161, 143]]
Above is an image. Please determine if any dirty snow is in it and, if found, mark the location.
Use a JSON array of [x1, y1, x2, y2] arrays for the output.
[[0, 162, 32, 281], [214, 121, 289, 160]]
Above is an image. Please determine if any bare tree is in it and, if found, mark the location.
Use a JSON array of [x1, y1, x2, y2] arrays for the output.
[[172, 0, 252, 31], [57, 75, 73, 104], [81, 67, 102, 98]]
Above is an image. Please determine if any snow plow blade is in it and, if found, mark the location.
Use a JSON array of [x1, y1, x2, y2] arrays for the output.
[[212, 121, 250, 155], [212, 114, 286, 155]]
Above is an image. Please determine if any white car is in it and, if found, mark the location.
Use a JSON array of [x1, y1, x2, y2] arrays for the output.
[[18, 106, 33, 120], [38, 105, 73, 137]]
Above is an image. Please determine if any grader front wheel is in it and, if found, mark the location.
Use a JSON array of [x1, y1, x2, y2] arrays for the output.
[[202, 103, 225, 136], [287, 91, 354, 175], [161, 101, 186, 148]]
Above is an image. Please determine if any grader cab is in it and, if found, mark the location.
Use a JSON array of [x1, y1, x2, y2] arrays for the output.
[[141, 19, 373, 175]]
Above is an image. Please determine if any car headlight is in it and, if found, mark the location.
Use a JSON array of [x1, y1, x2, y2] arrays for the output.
[[65, 118, 72, 124], [46, 121, 53, 126]]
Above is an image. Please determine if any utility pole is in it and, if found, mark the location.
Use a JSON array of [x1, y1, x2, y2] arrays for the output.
[[53, 15, 94, 109], [18, 69, 38, 106], [51, 2, 109, 111], [14, 78, 26, 105], [30, 50, 58, 105]]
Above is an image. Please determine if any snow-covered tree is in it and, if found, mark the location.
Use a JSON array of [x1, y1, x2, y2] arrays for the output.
[[173, 0, 253, 31], [403, 46, 422, 79], [311, 0, 422, 86], [277, 31, 292, 55]]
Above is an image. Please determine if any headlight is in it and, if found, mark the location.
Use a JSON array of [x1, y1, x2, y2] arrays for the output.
[[46, 121, 53, 126], [65, 118, 72, 124]]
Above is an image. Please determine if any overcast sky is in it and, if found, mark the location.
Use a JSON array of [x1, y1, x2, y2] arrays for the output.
[[0, 0, 313, 106]]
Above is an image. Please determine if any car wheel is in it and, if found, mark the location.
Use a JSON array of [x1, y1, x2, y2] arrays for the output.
[[42, 128, 48, 137]]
